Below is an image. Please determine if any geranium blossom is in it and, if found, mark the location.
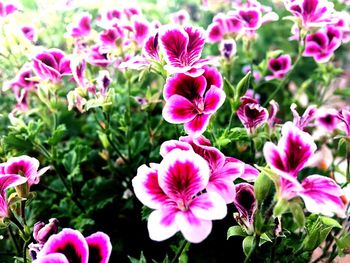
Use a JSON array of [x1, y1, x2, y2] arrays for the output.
[[66, 12, 92, 38], [284, 0, 336, 28], [162, 67, 225, 136], [233, 183, 257, 234], [266, 54, 292, 80], [132, 149, 227, 243], [34, 228, 112, 263], [1, 155, 50, 190], [337, 109, 350, 137], [237, 96, 268, 133], [159, 25, 210, 77], [303, 27, 342, 63], [264, 122, 345, 217], [290, 103, 317, 130], [32, 49, 72, 83]]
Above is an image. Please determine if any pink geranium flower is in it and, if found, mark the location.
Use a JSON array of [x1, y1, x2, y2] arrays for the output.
[[159, 25, 211, 77], [66, 12, 92, 38], [162, 67, 225, 136], [303, 27, 342, 63], [32, 49, 72, 83], [132, 149, 227, 243], [290, 103, 317, 130], [263, 122, 345, 217], [266, 54, 292, 80], [315, 108, 340, 132], [2, 155, 50, 189], [34, 228, 112, 263], [0, 1, 18, 17], [21, 26, 37, 42], [237, 96, 268, 134], [337, 109, 350, 137], [0, 174, 27, 219], [233, 183, 257, 234], [284, 0, 336, 28], [170, 10, 190, 25], [160, 135, 244, 203]]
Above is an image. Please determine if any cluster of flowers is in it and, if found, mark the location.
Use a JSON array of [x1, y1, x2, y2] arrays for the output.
[[132, 135, 259, 243], [29, 218, 111, 263], [285, 0, 350, 63]]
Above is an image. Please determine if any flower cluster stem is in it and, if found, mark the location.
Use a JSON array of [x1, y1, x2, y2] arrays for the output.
[[170, 240, 189, 263], [244, 235, 260, 263]]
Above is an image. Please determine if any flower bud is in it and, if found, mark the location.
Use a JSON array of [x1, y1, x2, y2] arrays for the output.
[[34, 218, 59, 244], [233, 183, 257, 234], [220, 39, 236, 60]]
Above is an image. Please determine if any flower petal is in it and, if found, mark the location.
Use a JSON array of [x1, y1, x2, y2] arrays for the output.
[[184, 114, 211, 136], [184, 26, 206, 66], [85, 232, 112, 263], [158, 149, 210, 200], [38, 229, 88, 263], [190, 192, 227, 220], [33, 253, 69, 263], [176, 210, 212, 243], [162, 95, 196, 124], [300, 175, 346, 218], [132, 164, 168, 210], [147, 208, 179, 242], [159, 140, 193, 157], [203, 86, 226, 114]]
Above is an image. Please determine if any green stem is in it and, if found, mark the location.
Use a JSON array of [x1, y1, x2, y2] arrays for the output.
[[20, 200, 26, 226], [23, 240, 30, 263], [244, 235, 260, 263], [8, 225, 20, 254], [170, 240, 189, 263]]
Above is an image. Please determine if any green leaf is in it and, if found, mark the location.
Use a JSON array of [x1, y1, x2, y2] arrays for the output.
[[227, 225, 247, 239], [223, 77, 235, 98], [48, 124, 66, 145], [259, 233, 272, 246], [334, 88, 350, 97], [243, 236, 255, 256], [336, 232, 350, 256], [273, 198, 288, 217], [128, 251, 147, 263], [320, 216, 341, 229]]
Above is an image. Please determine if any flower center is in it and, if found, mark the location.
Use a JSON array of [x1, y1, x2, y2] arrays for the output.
[[177, 199, 189, 211], [195, 99, 205, 114]]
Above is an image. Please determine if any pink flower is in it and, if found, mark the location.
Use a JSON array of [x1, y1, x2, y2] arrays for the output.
[[99, 27, 122, 47], [2, 155, 50, 189], [303, 27, 342, 63], [233, 183, 257, 234], [132, 149, 227, 243], [34, 228, 112, 263], [159, 25, 211, 77], [315, 108, 340, 132], [32, 49, 72, 83], [160, 135, 244, 203], [266, 54, 292, 80], [87, 45, 112, 67], [237, 96, 268, 134], [21, 26, 37, 42], [162, 67, 225, 136], [264, 122, 316, 182], [33, 219, 59, 244], [290, 103, 317, 130], [284, 0, 336, 28], [66, 12, 92, 38], [219, 39, 236, 60], [334, 12, 350, 43], [131, 17, 150, 46], [142, 33, 159, 61], [170, 10, 190, 25], [264, 122, 345, 217], [0, 1, 18, 17], [0, 174, 27, 219]]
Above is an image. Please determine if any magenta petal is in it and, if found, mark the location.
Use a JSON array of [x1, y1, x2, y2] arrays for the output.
[[240, 163, 259, 182], [159, 26, 189, 67], [0, 174, 28, 192], [132, 164, 168, 210], [202, 66, 223, 90], [33, 253, 69, 263], [207, 22, 224, 43], [184, 26, 206, 65], [163, 74, 207, 101], [300, 175, 346, 217], [38, 228, 88, 263], [162, 95, 196, 124], [233, 183, 257, 226], [203, 86, 226, 114], [184, 114, 211, 136], [158, 149, 210, 200], [143, 34, 159, 60], [85, 232, 112, 263]]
